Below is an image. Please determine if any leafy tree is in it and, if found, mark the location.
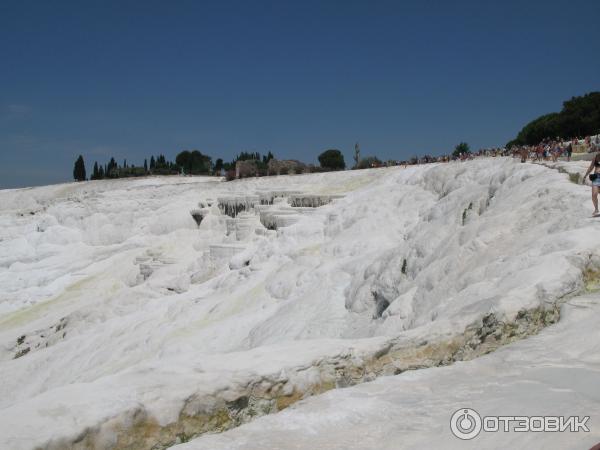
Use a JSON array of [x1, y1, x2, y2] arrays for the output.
[[318, 149, 345, 170], [510, 113, 560, 146], [73, 155, 86, 181], [175, 150, 191, 173], [508, 92, 600, 146], [214, 158, 224, 173], [175, 150, 212, 175], [452, 142, 470, 158]]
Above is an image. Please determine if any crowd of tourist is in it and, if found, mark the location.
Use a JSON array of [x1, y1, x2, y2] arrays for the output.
[[391, 134, 600, 168], [506, 135, 600, 164], [391, 133, 600, 217]]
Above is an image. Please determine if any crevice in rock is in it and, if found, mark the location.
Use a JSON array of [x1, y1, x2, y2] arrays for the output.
[[462, 202, 473, 225], [189, 209, 208, 227], [372, 292, 391, 319], [11, 316, 69, 360]]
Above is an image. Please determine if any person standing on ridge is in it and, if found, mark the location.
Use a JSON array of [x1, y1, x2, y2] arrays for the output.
[[520, 146, 528, 163], [566, 142, 573, 161], [583, 152, 600, 217]]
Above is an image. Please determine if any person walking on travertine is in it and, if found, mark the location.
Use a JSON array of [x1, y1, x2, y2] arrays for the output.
[[583, 152, 600, 217]]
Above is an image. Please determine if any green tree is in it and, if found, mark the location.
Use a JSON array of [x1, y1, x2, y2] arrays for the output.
[[175, 150, 212, 175], [318, 149, 345, 170], [452, 142, 470, 158], [144, 159, 148, 173], [508, 92, 600, 146], [106, 157, 118, 178], [91, 161, 99, 180], [150, 156, 156, 170], [235, 151, 261, 163], [262, 151, 274, 164], [73, 155, 86, 181], [175, 150, 191, 174], [214, 158, 224, 173]]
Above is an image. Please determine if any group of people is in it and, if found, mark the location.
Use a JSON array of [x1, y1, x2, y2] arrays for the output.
[[406, 133, 600, 217], [513, 135, 600, 164], [509, 134, 600, 217], [396, 147, 511, 167]]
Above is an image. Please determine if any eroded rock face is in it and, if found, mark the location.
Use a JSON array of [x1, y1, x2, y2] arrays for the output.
[[5, 160, 599, 450], [217, 196, 259, 218], [47, 305, 559, 450]]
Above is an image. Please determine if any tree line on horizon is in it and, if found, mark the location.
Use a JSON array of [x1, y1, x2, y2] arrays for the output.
[[73, 148, 349, 182], [72, 145, 471, 183], [72, 91, 599, 182], [507, 91, 600, 147], [73, 152, 213, 182]]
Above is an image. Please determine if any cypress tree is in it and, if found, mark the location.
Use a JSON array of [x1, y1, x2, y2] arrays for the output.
[[144, 159, 148, 173], [73, 155, 86, 181], [108, 157, 117, 177], [92, 162, 99, 180]]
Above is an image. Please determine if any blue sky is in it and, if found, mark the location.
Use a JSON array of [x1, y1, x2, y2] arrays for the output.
[[1, 0, 599, 188]]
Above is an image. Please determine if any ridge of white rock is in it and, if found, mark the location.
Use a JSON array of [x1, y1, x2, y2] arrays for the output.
[[174, 293, 600, 450], [0, 160, 599, 449]]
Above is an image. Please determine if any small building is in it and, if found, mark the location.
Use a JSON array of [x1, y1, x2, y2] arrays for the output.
[[235, 160, 258, 178], [267, 159, 306, 175]]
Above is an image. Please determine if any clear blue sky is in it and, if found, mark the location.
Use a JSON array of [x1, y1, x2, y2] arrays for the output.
[[1, 0, 599, 188]]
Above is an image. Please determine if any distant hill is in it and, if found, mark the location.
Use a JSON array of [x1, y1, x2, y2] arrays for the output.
[[508, 92, 600, 146]]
